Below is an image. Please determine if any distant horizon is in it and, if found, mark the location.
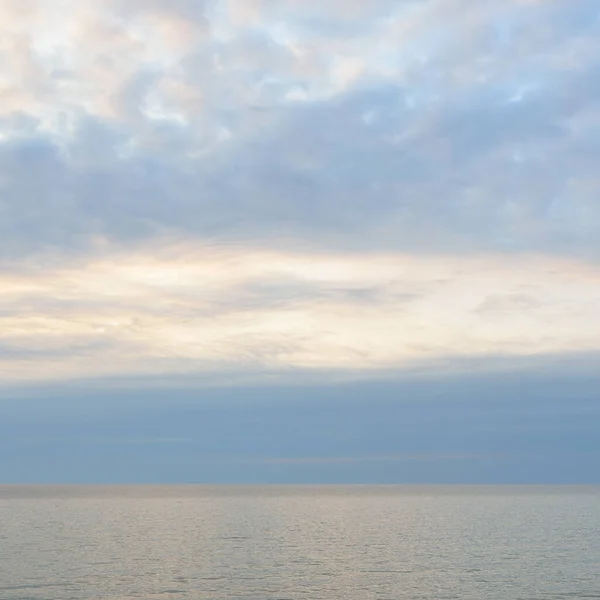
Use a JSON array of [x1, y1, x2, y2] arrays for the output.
[[3, 483, 600, 493], [2, 483, 600, 487], [2, 367, 599, 485]]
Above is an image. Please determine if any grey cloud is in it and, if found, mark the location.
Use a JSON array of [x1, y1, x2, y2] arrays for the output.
[[241, 454, 504, 465], [1, 357, 599, 482], [475, 294, 543, 316], [0, 339, 121, 361], [62, 436, 193, 445], [2, 349, 600, 402], [114, 0, 210, 28], [1, 0, 599, 261], [204, 274, 422, 316]]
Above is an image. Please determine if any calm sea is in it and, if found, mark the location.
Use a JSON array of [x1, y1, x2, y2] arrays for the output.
[[1, 486, 599, 600]]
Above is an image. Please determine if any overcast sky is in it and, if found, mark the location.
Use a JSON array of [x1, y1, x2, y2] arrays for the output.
[[1, 0, 599, 483]]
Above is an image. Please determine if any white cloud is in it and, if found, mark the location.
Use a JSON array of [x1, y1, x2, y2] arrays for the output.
[[1, 0, 599, 388], [1, 242, 599, 386]]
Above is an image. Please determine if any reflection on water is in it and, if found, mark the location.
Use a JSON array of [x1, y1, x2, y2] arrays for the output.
[[0, 486, 599, 599]]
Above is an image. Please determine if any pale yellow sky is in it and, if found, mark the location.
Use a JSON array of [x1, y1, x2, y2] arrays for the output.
[[3, 242, 599, 385]]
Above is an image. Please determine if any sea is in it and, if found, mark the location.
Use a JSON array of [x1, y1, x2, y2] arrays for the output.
[[1, 485, 599, 600]]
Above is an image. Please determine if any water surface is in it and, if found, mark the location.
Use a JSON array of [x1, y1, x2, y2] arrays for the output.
[[1, 485, 599, 599]]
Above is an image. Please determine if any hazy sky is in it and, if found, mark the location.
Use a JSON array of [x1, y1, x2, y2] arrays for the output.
[[1, 0, 599, 483]]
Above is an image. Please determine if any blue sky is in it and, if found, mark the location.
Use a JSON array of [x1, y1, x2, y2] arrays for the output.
[[1, 0, 599, 483]]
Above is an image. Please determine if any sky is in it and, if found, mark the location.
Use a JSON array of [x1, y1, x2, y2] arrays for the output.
[[1, 0, 599, 483]]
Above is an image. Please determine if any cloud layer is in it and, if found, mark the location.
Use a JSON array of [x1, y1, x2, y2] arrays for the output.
[[2, 242, 600, 385], [1, 0, 600, 386]]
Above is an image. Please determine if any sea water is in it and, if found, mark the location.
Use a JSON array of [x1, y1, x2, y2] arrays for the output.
[[1, 485, 599, 599]]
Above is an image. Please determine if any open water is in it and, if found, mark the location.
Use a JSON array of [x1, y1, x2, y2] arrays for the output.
[[1, 485, 599, 600]]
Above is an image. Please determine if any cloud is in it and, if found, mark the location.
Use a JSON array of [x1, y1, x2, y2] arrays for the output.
[[0, 0, 599, 259], [241, 454, 504, 465], [3, 373, 599, 482], [22, 436, 193, 445], [1, 241, 599, 386], [1, 1, 600, 388]]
